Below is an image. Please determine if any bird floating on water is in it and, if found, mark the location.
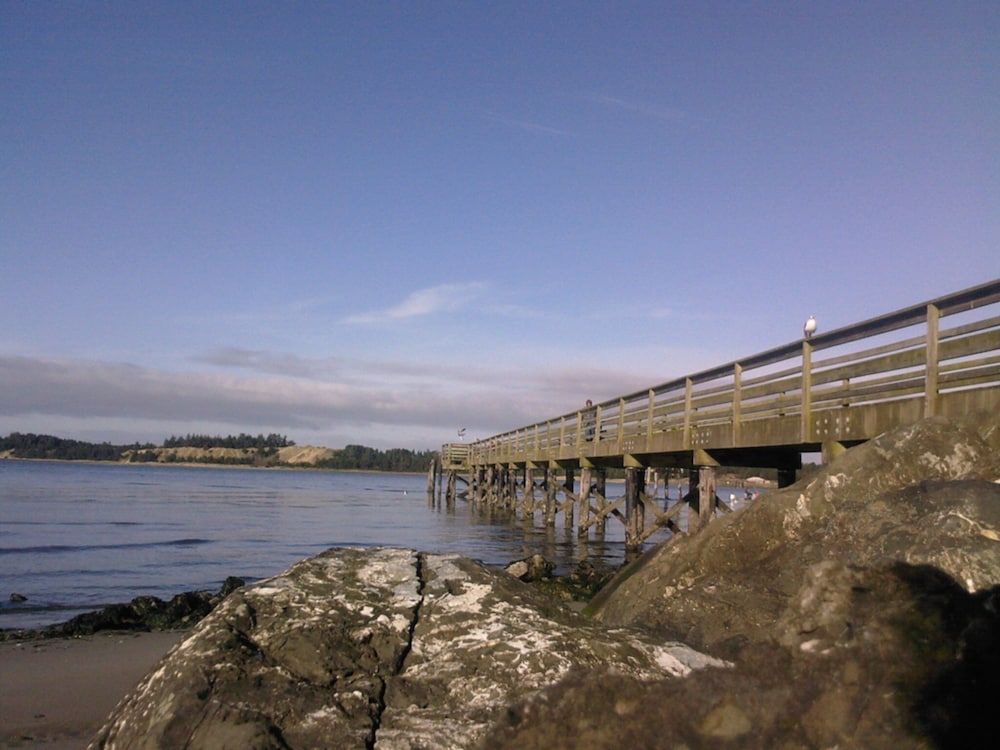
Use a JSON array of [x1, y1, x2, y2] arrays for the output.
[[804, 315, 817, 340]]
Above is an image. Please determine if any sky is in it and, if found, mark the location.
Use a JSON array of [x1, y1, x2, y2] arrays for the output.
[[2, 1, 998, 451]]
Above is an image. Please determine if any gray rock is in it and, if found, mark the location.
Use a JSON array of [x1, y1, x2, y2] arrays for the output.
[[484, 561, 1000, 750], [90, 548, 722, 750], [487, 412, 1000, 749], [590, 412, 1000, 651]]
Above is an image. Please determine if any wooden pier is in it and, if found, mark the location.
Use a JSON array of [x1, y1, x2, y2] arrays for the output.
[[436, 280, 1000, 551]]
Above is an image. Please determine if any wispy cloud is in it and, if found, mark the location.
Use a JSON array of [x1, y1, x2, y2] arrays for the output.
[[344, 282, 486, 324], [480, 110, 571, 136], [581, 93, 688, 123], [0, 352, 665, 448], [192, 348, 344, 379]]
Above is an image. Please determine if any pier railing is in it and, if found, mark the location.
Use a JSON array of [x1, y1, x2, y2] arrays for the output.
[[461, 279, 1000, 469]]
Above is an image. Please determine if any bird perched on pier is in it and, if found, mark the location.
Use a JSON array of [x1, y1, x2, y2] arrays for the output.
[[804, 315, 817, 340]]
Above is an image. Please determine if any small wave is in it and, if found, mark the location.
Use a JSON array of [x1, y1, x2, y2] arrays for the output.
[[0, 601, 89, 616], [0, 538, 214, 555]]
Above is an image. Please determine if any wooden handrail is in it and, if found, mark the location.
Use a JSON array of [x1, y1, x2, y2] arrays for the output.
[[459, 279, 1000, 466]]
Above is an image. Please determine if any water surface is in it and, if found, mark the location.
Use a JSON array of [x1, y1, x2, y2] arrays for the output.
[[0, 460, 645, 629]]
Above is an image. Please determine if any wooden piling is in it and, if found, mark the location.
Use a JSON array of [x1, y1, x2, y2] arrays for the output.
[[624, 466, 642, 551], [698, 465, 715, 530], [524, 466, 536, 518], [563, 469, 575, 530], [544, 467, 557, 526], [595, 469, 607, 536], [578, 466, 593, 537]]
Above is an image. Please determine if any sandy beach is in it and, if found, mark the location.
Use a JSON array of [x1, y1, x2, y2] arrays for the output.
[[0, 631, 185, 750]]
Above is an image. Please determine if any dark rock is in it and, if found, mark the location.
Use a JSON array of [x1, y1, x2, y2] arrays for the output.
[[89, 548, 721, 750], [503, 553, 554, 582], [567, 559, 614, 594], [217, 575, 245, 599], [9, 593, 27, 603], [18, 578, 247, 640]]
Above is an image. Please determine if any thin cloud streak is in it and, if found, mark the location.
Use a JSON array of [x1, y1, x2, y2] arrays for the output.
[[480, 110, 571, 136], [581, 92, 689, 123], [344, 282, 487, 324]]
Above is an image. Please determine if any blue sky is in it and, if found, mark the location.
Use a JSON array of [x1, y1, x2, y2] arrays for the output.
[[2, 1, 997, 450]]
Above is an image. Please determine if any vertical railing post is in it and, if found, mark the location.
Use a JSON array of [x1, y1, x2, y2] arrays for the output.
[[617, 398, 626, 452], [801, 341, 813, 443], [925, 303, 940, 417], [683, 378, 693, 448], [732, 363, 743, 446], [646, 389, 655, 443]]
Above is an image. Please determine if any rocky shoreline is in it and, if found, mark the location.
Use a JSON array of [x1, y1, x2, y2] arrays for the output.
[[2, 577, 247, 643], [5, 412, 998, 748], [3, 557, 612, 645]]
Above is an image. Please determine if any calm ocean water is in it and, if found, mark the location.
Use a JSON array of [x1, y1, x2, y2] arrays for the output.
[[1, 459, 712, 631]]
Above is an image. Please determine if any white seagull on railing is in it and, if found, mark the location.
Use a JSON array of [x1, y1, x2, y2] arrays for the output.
[[804, 315, 817, 340]]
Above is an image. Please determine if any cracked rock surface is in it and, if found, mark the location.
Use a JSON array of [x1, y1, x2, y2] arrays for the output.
[[89, 548, 721, 750]]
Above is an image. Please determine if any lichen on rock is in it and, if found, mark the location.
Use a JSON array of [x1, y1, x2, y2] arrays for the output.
[[90, 548, 721, 750]]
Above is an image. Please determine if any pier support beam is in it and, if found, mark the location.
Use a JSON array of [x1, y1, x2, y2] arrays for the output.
[[577, 465, 593, 537], [696, 465, 715, 532], [777, 467, 796, 488], [594, 469, 608, 536], [544, 467, 557, 526], [523, 466, 536, 517], [624, 466, 645, 552], [563, 468, 575, 530], [688, 450, 719, 534]]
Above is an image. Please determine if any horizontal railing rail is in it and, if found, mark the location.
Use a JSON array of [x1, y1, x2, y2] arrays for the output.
[[459, 279, 1000, 468]]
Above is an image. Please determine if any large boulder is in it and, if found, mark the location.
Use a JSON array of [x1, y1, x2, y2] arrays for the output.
[[589, 412, 1000, 652], [89, 548, 721, 750], [484, 412, 1000, 749], [484, 562, 1000, 750]]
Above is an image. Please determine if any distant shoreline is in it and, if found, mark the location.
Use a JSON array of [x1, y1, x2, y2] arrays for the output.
[[0, 456, 776, 486], [0, 455, 427, 476]]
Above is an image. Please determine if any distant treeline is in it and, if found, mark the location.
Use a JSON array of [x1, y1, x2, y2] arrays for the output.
[[0, 432, 155, 461], [0, 432, 435, 472], [314, 444, 437, 473], [162, 433, 295, 450]]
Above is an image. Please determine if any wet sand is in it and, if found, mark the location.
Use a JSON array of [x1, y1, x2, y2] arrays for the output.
[[0, 631, 185, 750]]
